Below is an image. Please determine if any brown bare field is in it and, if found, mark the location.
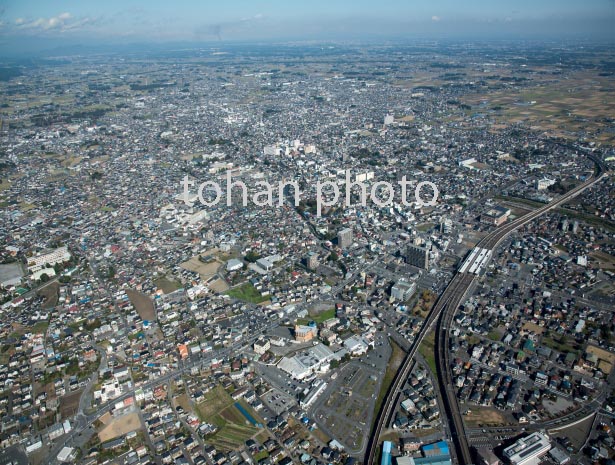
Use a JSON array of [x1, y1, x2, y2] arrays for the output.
[[99, 411, 113, 425], [181, 250, 223, 280], [587, 345, 615, 374], [98, 412, 142, 442], [153, 277, 182, 294], [464, 406, 507, 426], [522, 322, 545, 335], [172, 393, 192, 413], [312, 427, 331, 444], [126, 289, 156, 321], [461, 71, 615, 144], [590, 251, 615, 270], [208, 277, 230, 293], [38, 282, 60, 309], [59, 390, 82, 419], [60, 156, 83, 168]]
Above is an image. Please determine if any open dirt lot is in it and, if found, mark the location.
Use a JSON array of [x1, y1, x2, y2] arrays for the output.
[[181, 257, 221, 277], [126, 289, 156, 321], [464, 406, 507, 427], [59, 390, 82, 419], [98, 411, 142, 442], [38, 282, 60, 309], [209, 277, 230, 293]]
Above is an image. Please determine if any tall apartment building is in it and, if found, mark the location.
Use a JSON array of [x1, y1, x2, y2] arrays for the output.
[[337, 228, 353, 249], [406, 244, 430, 270]]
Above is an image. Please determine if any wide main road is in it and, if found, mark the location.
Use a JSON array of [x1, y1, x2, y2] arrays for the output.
[[366, 157, 608, 465]]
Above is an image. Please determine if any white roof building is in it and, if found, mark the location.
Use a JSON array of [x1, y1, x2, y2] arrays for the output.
[[57, 446, 76, 463], [27, 246, 71, 273], [343, 335, 369, 355], [277, 343, 335, 380], [503, 432, 551, 465], [226, 258, 243, 271]]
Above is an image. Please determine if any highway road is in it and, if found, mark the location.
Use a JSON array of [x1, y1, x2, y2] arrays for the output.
[[365, 155, 608, 465]]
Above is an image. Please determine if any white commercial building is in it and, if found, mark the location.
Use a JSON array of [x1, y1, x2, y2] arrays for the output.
[[277, 343, 335, 380], [300, 380, 328, 408], [226, 258, 243, 271], [536, 178, 556, 190], [502, 432, 551, 465], [57, 446, 76, 463], [391, 279, 416, 301], [343, 335, 369, 356], [253, 338, 270, 355]]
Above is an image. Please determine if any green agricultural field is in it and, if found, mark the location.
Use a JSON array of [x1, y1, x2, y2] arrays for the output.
[[153, 277, 182, 294], [225, 283, 268, 304], [196, 385, 263, 451], [308, 307, 336, 323]]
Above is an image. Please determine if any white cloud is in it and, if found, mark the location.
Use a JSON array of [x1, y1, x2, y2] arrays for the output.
[[13, 12, 99, 33], [240, 13, 265, 23], [431, 15, 441, 22]]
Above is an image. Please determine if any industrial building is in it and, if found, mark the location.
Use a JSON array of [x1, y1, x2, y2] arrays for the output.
[[393, 441, 452, 465], [395, 456, 452, 465]]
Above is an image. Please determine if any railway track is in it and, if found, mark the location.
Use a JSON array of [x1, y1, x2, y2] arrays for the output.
[[365, 156, 608, 465]]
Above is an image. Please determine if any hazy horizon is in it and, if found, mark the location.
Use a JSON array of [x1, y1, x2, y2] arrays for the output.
[[0, 0, 614, 56]]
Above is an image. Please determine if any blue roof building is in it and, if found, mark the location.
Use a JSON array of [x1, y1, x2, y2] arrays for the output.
[[413, 457, 452, 465], [381, 441, 393, 465], [422, 441, 450, 457]]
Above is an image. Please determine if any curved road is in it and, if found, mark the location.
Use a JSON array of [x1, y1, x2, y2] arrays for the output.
[[365, 156, 608, 465]]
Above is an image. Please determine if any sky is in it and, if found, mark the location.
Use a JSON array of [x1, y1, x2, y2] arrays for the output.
[[0, 0, 614, 54]]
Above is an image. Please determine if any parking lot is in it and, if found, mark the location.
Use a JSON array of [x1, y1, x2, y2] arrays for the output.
[[310, 334, 390, 457], [261, 389, 296, 416]]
